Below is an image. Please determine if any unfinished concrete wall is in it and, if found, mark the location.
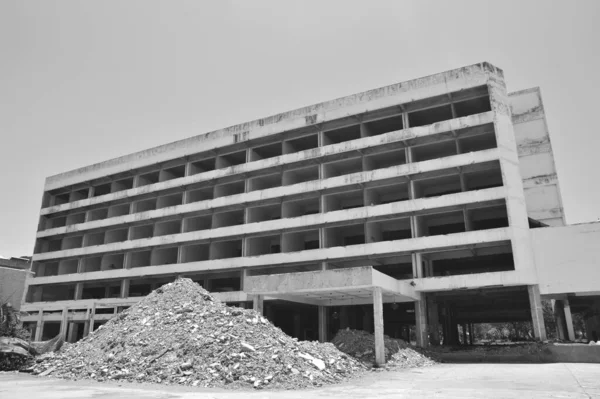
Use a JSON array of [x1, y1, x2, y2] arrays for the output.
[[532, 222, 600, 295], [0, 266, 28, 309], [510, 88, 565, 226]]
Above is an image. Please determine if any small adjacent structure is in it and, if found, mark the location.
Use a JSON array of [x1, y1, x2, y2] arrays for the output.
[[0, 256, 31, 311]]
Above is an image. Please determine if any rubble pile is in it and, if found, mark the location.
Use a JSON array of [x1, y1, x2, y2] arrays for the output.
[[32, 279, 365, 389], [332, 328, 435, 369]]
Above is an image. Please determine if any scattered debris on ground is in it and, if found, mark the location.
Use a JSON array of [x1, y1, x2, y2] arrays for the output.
[[1, 303, 63, 371], [331, 328, 436, 369], [32, 279, 366, 389]]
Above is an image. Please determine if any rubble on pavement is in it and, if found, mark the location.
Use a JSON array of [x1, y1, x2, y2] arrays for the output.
[[31, 278, 366, 389], [331, 328, 436, 369]]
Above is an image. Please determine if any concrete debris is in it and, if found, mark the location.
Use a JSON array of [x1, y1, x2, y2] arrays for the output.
[[331, 328, 435, 369], [31, 279, 365, 389]]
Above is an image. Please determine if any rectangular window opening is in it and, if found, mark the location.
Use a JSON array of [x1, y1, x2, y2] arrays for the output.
[[283, 134, 318, 154]]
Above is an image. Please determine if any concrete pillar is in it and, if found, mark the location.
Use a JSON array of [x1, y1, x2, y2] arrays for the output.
[[88, 302, 96, 334], [372, 287, 385, 366], [83, 308, 90, 338], [59, 308, 68, 340], [240, 269, 248, 291], [462, 324, 468, 345], [563, 299, 576, 341], [67, 322, 78, 343], [252, 295, 264, 315], [553, 300, 567, 340], [318, 306, 328, 343], [528, 285, 547, 341], [414, 298, 429, 348], [120, 279, 130, 298], [427, 296, 440, 346], [34, 310, 43, 341], [411, 253, 423, 279], [74, 283, 83, 300]]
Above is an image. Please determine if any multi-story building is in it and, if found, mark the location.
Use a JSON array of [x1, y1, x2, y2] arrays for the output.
[[20, 63, 600, 364]]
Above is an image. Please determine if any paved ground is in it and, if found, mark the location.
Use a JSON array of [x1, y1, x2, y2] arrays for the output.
[[2, 363, 600, 398]]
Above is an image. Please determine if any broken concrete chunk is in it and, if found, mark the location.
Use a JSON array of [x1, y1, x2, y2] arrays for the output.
[[240, 342, 256, 352]]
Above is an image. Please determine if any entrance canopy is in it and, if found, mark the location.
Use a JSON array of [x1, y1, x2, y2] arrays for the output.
[[244, 266, 419, 306]]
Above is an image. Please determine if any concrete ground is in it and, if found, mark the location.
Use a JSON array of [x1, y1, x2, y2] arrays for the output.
[[1, 363, 599, 398]]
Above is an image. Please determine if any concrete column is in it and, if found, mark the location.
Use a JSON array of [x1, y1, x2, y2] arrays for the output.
[[372, 287, 385, 366], [414, 299, 428, 348], [528, 285, 547, 341], [252, 295, 264, 315], [74, 283, 83, 300], [59, 308, 68, 340], [120, 279, 130, 298], [427, 296, 440, 346], [563, 299, 576, 341], [462, 324, 468, 345], [35, 310, 44, 341], [240, 269, 248, 291], [318, 306, 328, 343], [88, 302, 96, 334], [411, 253, 423, 279], [67, 322, 78, 343], [402, 112, 410, 131], [83, 308, 90, 338], [553, 300, 567, 340], [360, 122, 371, 138]]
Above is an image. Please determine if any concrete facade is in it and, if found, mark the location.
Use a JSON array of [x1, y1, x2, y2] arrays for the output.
[[20, 62, 600, 352]]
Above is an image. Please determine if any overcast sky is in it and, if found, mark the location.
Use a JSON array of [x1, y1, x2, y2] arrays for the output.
[[0, 0, 598, 257]]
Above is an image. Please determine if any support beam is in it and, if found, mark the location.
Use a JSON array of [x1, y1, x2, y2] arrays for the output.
[[528, 285, 547, 341], [252, 294, 264, 315], [318, 306, 327, 343], [373, 287, 385, 366], [414, 299, 428, 348], [563, 298, 576, 341]]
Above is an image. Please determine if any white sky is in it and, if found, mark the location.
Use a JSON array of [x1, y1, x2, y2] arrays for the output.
[[1, 0, 599, 257]]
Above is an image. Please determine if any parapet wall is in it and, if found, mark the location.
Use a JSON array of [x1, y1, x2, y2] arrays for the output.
[[45, 62, 501, 191]]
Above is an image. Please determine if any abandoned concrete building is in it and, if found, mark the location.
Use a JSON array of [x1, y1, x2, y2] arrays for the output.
[[20, 62, 600, 363]]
